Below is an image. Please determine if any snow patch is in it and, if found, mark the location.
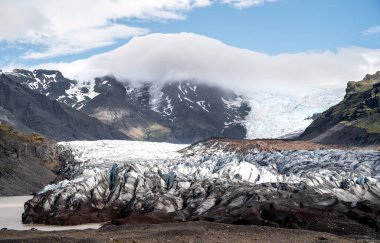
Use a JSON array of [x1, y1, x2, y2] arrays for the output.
[[196, 101, 209, 112]]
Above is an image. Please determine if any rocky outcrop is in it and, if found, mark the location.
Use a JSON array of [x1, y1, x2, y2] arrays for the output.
[[22, 139, 380, 236], [0, 124, 60, 196], [300, 71, 380, 146], [0, 74, 128, 141]]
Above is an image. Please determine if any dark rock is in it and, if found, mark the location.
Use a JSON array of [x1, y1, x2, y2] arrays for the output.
[[0, 74, 128, 141], [0, 124, 61, 196]]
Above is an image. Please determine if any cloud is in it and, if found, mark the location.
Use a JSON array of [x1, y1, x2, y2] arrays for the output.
[[221, 0, 276, 9], [0, 0, 272, 60], [33, 33, 380, 93], [22, 24, 148, 59], [363, 26, 380, 35]]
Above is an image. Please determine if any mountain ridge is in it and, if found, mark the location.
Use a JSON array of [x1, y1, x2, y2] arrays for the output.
[[0, 73, 128, 141], [3, 68, 349, 143], [4, 69, 251, 143]]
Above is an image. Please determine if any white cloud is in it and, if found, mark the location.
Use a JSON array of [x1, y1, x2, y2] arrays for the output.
[[0, 0, 273, 59], [363, 26, 380, 35], [221, 0, 276, 9], [22, 24, 148, 59], [34, 33, 380, 93]]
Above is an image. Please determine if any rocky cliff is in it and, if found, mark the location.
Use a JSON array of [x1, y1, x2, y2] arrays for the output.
[[0, 124, 60, 196], [300, 71, 380, 146]]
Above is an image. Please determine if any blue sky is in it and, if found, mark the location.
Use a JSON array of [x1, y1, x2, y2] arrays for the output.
[[145, 0, 380, 53], [0, 0, 379, 68]]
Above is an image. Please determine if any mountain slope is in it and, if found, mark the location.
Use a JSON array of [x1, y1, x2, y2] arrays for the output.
[[5, 69, 347, 142], [80, 79, 250, 143], [300, 71, 380, 146], [0, 74, 128, 141], [0, 124, 59, 196], [5, 69, 250, 143]]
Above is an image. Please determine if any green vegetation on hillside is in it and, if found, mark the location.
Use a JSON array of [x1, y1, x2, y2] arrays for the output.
[[353, 114, 380, 134], [346, 71, 380, 94], [301, 71, 380, 145]]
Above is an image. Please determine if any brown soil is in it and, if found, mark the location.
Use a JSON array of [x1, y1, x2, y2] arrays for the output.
[[189, 138, 358, 154], [0, 221, 376, 243]]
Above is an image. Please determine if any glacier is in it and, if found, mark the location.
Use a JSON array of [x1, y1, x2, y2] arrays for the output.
[[5, 69, 346, 139], [22, 139, 380, 234], [244, 87, 345, 139]]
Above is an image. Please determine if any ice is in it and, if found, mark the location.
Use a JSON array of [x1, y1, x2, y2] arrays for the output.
[[23, 140, 380, 226], [243, 87, 345, 138], [58, 140, 187, 168], [49, 140, 380, 203], [149, 84, 164, 112]]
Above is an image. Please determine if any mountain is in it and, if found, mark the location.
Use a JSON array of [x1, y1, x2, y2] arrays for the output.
[[78, 77, 250, 143], [5, 69, 250, 143], [4, 68, 348, 142], [0, 123, 59, 196], [300, 71, 380, 146], [0, 73, 128, 141], [23, 139, 380, 236], [4, 69, 96, 108]]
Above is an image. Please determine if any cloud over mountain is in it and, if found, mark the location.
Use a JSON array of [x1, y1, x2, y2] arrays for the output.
[[36, 33, 380, 92]]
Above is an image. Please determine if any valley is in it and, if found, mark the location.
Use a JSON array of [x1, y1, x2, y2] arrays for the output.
[[0, 69, 379, 242], [1, 2, 379, 242]]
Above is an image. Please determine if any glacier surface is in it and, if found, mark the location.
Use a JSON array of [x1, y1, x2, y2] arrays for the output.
[[244, 87, 345, 138], [22, 140, 380, 227]]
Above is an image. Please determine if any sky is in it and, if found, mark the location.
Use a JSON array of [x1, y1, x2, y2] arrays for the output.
[[0, 0, 380, 90]]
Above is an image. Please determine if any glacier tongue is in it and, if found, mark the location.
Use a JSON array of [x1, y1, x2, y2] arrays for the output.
[[244, 88, 345, 138], [23, 139, 380, 233]]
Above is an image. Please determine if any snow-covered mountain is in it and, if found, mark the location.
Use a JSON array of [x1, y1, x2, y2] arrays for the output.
[[5, 69, 250, 143], [5, 69, 99, 109], [23, 139, 380, 234], [0, 73, 127, 141], [4, 69, 344, 141]]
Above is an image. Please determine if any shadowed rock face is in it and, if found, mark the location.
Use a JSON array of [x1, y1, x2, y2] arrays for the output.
[[0, 124, 60, 196], [300, 71, 380, 146], [22, 139, 380, 236], [0, 74, 128, 141]]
